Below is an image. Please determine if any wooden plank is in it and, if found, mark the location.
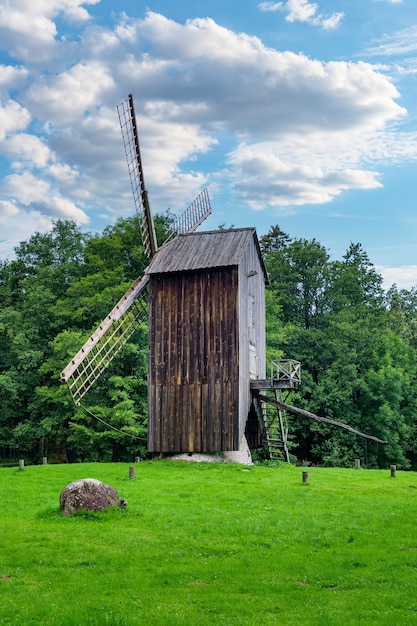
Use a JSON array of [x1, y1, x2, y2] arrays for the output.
[[180, 383, 188, 452], [176, 278, 183, 385], [250, 379, 301, 390], [257, 394, 388, 444], [200, 381, 207, 451], [194, 382, 202, 452], [148, 266, 242, 453]]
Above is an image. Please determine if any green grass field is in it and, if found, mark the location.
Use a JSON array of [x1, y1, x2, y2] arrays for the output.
[[1, 460, 417, 625]]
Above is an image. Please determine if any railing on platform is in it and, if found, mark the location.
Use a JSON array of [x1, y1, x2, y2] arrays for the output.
[[270, 360, 301, 386]]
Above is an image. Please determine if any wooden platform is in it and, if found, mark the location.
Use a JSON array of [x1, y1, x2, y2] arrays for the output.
[[250, 378, 300, 390], [250, 359, 301, 392]]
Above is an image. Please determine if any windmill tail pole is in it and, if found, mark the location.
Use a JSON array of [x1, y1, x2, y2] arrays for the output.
[[257, 395, 388, 445]]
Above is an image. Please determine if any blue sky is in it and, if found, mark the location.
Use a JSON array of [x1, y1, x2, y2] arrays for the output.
[[0, 0, 416, 288]]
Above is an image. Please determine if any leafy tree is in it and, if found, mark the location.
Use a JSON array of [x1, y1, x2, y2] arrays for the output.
[[264, 237, 417, 468], [3, 215, 417, 469], [327, 242, 384, 314], [260, 224, 292, 255], [267, 238, 330, 329], [0, 217, 154, 462]]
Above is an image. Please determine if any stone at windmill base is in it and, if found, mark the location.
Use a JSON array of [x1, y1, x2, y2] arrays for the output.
[[60, 478, 119, 516]]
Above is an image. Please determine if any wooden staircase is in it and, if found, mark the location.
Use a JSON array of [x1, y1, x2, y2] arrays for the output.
[[263, 389, 290, 462], [250, 360, 301, 462]]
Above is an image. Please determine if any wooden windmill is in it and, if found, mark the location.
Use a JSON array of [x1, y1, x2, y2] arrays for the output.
[[61, 94, 269, 457], [61, 95, 388, 462]]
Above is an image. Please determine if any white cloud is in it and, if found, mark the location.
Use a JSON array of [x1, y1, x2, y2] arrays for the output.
[[258, 2, 284, 12], [320, 13, 344, 30], [0, 5, 57, 59], [8, 0, 100, 20], [96, 12, 407, 210], [2, 171, 89, 223], [129, 13, 268, 63], [0, 199, 19, 218], [113, 14, 404, 139], [394, 59, 417, 76], [364, 26, 417, 57], [285, 0, 320, 22], [3, 134, 52, 169], [378, 265, 417, 291], [26, 62, 115, 123], [0, 100, 31, 140], [227, 142, 383, 208], [0, 65, 28, 97], [258, 0, 344, 29], [48, 163, 80, 187], [45, 195, 90, 222], [0, 0, 99, 63], [127, 116, 215, 197], [0, 200, 53, 260], [0, 9, 415, 259], [3, 171, 51, 206]]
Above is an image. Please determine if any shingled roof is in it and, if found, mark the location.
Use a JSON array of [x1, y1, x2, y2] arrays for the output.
[[146, 227, 267, 280]]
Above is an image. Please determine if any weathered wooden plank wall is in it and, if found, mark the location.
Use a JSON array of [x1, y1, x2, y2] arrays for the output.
[[238, 238, 267, 438], [148, 268, 240, 452]]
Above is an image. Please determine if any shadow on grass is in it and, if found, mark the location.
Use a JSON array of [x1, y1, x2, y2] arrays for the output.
[[36, 505, 137, 522], [36, 507, 62, 520]]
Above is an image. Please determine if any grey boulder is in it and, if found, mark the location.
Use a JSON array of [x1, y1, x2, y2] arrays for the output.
[[60, 478, 120, 516]]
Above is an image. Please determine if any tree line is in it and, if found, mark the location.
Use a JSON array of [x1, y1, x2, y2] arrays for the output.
[[1, 218, 416, 468]]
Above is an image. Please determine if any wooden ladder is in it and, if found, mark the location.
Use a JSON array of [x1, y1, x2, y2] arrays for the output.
[[253, 389, 290, 462]]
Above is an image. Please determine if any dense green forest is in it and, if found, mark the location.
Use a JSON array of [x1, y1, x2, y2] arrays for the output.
[[1, 217, 417, 468]]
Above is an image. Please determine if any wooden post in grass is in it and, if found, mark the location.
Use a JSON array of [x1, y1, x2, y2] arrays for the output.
[[391, 464, 396, 478], [129, 466, 135, 479], [355, 459, 361, 469], [302, 471, 309, 484], [18, 459, 24, 471]]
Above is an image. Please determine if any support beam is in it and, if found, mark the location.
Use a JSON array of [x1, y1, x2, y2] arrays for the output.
[[257, 394, 388, 445]]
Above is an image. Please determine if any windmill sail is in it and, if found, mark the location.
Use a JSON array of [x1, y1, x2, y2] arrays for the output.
[[61, 275, 149, 405], [61, 94, 213, 404], [117, 94, 157, 258], [164, 187, 212, 243], [61, 184, 212, 403]]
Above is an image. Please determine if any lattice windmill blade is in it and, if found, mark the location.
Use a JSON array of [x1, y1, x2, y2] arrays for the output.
[[61, 94, 212, 407], [61, 275, 149, 405], [117, 94, 158, 258], [163, 187, 212, 244]]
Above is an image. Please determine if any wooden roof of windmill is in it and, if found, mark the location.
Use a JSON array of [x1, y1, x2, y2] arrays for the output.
[[147, 227, 268, 281]]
